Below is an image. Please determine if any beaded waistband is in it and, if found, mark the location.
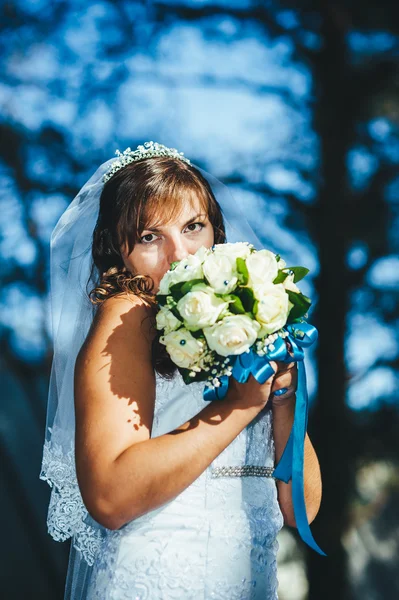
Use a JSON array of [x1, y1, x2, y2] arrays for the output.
[[210, 465, 276, 479]]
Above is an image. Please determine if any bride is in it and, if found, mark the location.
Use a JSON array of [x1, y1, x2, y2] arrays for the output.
[[40, 142, 322, 599]]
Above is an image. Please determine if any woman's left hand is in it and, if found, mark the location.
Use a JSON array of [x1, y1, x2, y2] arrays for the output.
[[270, 340, 298, 406]]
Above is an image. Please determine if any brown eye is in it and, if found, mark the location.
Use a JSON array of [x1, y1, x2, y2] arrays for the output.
[[185, 222, 204, 232], [140, 233, 158, 243]]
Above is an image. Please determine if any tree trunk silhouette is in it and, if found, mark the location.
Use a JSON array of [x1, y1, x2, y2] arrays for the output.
[[307, 8, 355, 600]]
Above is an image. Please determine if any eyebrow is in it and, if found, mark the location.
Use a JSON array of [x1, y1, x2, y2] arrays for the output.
[[142, 213, 207, 233]]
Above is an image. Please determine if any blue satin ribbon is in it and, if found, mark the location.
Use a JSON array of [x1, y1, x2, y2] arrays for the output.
[[203, 322, 327, 557]]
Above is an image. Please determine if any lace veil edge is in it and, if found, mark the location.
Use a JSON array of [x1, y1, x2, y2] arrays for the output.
[[39, 426, 107, 567]]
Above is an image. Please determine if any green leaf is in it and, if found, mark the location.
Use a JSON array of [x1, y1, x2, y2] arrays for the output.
[[273, 270, 289, 284], [215, 293, 235, 302], [273, 266, 309, 285], [181, 279, 205, 295], [236, 257, 249, 285], [286, 290, 311, 320], [228, 295, 246, 314], [179, 367, 208, 384], [219, 288, 252, 315], [289, 267, 309, 283], [215, 293, 237, 302], [180, 368, 195, 384], [166, 295, 177, 309], [156, 294, 168, 306], [170, 261, 180, 271], [169, 279, 206, 301], [189, 329, 205, 339], [169, 281, 186, 300], [287, 315, 308, 324], [237, 286, 255, 312]]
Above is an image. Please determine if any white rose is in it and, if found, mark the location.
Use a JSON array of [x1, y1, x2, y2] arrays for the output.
[[277, 257, 286, 269], [282, 272, 301, 294], [212, 242, 253, 260], [253, 282, 292, 335], [176, 284, 228, 331], [160, 328, 206, 369], [172, 253, 204, 282], [202, 253, 238, 293], [158, 253, 205, 295], [203, 315, 260, 357], [246, 249, 279, 286], [158, 270, 176, 295], [155, 305, 181, 334], [192, 245, 210, 262]]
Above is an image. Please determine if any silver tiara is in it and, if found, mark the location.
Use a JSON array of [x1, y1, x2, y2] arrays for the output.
[[102, 141, 192, 183]]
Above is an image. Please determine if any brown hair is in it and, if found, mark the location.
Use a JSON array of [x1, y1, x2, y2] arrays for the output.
[[88, 156, 226, 376]]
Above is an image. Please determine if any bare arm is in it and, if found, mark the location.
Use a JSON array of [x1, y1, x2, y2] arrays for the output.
[[105, 385, 266, 529], [272, 397, 322, 527], [74, 295, 278, 531]]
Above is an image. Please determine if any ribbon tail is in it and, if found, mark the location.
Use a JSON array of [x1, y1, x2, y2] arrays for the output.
[[291, 360, 327, 556], [272, 427, 294, 483], [271, 333, 297, 483]]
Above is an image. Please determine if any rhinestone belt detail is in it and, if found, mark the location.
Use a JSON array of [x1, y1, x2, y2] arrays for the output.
[[210, 465, 276, 479]]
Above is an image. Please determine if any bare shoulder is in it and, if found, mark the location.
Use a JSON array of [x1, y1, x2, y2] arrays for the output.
[[74, 293, 158, 515], [89, 293, 156, 355]]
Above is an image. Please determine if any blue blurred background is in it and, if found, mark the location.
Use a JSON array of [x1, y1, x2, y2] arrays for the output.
[[1, 1, 398, 599]]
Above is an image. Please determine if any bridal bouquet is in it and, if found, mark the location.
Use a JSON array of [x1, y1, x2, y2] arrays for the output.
[[155, 242, 326, 557], [155, 242, 312, 393]]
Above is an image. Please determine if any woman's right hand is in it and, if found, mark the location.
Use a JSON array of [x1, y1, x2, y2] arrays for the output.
[[226, 361, 279, 410]]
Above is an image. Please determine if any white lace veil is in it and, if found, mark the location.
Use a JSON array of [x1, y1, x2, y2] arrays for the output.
[[39, 145, 265, 599]]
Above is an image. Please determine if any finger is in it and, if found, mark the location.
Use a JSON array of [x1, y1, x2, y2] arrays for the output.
[[275, 360, 296, 372], [286, 339, 295, 357], [271, 373, 293, 392], [269, 361, 279, 375], [271, 368, 298, 392]]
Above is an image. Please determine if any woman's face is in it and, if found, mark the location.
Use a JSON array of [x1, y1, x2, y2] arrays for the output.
[[121, 195, 215, 292]]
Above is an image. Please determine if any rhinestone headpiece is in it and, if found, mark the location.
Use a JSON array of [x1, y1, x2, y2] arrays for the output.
[[102, 141, 192, 183]]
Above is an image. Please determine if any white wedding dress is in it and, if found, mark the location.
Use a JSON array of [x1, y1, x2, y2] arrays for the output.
[[80, 370, 284, 599]]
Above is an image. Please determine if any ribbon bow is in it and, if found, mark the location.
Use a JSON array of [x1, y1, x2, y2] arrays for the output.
[[203, 322, 326, 557]]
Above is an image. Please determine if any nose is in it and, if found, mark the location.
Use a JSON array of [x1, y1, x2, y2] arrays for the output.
[[166, 235, 190, 265]]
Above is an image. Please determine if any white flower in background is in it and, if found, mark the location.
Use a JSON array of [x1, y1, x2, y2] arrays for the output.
[[160, 328, 206, 369], [155, 305, 181, 334], [282, 272, 301, 294], [202, 252, 238, 293], [158, 248, 208, 294], [246, 249, 279, 286], [213, 242, 253, 260], [176, 283, 228, 331], [204, 315, 260, 357], [253, 282, 293, 335]]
